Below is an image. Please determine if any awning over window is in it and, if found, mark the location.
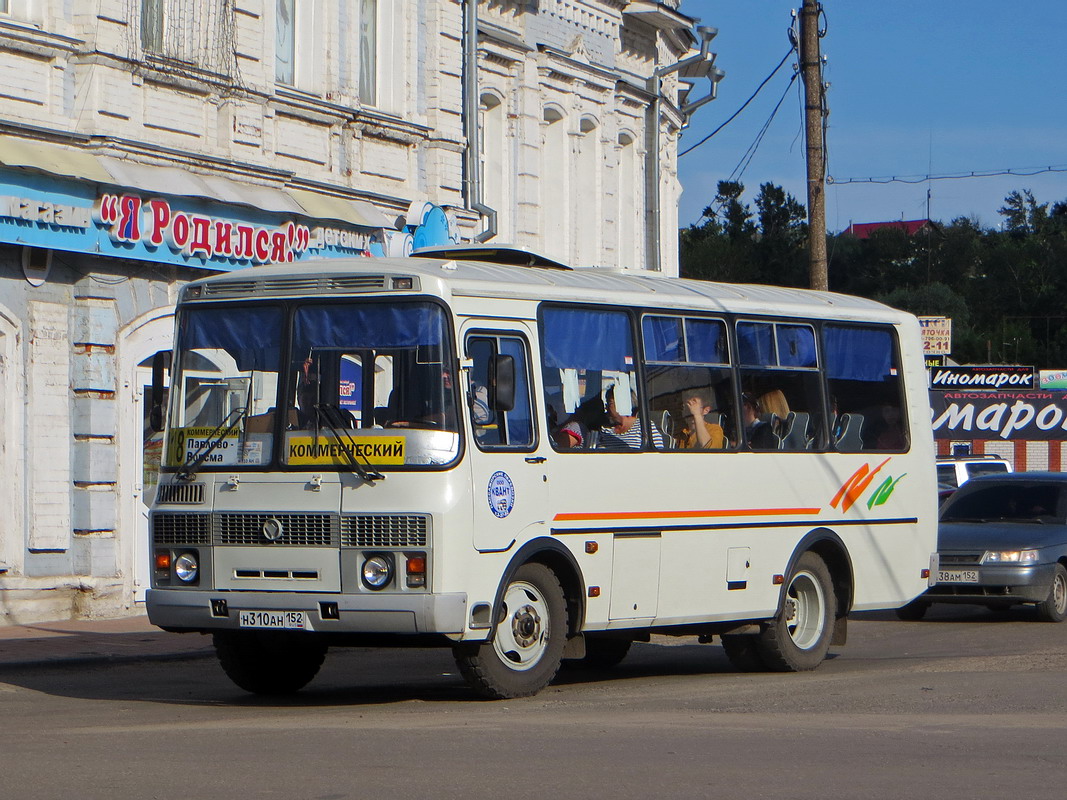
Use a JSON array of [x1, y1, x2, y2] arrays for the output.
[[0, 134, 399, 231]]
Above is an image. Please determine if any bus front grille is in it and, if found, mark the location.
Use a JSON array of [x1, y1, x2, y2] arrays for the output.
[[156, 482, 206, 505], [215, 513, 339, 547], [341, 514, 429, 548], [152, 513, 212, 545]]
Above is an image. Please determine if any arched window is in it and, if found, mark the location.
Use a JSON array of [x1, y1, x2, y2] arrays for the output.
[[481, 92, 509, 240], [616, 132, 638, 269], [574, 116, 599, 267], [541, 107, 568, 261]]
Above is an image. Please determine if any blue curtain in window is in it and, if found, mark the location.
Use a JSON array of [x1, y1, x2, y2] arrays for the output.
[[737, 322, 774, 366], [687, 319, 727, 364], [294, 303, 445, 352], [777, 325, 817, 367], [824, 325, 894, 380], [643, 316, 683, 362], [542, 308, 633, 371], [181, 306, 283, 371]]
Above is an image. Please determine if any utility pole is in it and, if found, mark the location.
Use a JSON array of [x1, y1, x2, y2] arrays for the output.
[[800, 0, 828, 291]]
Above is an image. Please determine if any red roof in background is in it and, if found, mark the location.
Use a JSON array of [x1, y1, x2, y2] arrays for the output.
[[845, 219, 934, 239]]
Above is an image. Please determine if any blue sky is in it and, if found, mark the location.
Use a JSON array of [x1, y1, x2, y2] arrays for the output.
[[675, 1, 1067, 233]]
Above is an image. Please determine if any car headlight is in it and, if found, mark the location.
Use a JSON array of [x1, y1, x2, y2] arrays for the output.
[[361, 553, 394, 590], [174, 551, 199, 583], [982, 549, 1039, 564]]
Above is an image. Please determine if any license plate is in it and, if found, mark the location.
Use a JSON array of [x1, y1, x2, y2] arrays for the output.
[[937, 569, 979, 584], [238, 610, 306, 629]]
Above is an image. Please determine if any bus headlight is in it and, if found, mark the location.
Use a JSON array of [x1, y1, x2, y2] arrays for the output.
[[174, 551, 199, 583], [361, 553, 394, 590]]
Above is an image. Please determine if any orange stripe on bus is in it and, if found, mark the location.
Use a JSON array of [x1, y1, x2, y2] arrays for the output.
[[552, 507, 822, 522]]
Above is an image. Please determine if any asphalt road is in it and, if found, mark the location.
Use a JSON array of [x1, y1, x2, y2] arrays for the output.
[[2, 604, 1066, 800]]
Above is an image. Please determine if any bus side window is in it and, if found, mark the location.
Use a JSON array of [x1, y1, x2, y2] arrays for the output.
[[823, 324, 907, 452], [467, 334, 535, 449], [736, 321, 825, 451], [642, 314, 736, 451]]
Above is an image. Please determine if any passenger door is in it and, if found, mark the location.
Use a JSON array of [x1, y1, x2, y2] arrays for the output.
[[462, 324, 549, 552]]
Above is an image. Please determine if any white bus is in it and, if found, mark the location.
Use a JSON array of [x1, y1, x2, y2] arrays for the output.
[[146, 253, 938, 699]]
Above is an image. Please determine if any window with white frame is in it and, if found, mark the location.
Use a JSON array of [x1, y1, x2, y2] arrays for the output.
[[358, 0, 377, 105], [480, 92, 509, 240], [141, 0, 163, 52], [541, 108, 568, 262], [275, 0, 295, 85], [574, 117, 599, 267], [139, 0, 235, 76], [616, 132, 638, 269]]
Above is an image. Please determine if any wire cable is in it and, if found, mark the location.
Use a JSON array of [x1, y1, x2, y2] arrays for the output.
[[828, 165, 1067, 185], [679, 46, 797, 158], [729, 71, 800, 184]]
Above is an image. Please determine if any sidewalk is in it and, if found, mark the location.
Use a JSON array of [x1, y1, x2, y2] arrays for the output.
[[0, 614, 215, 671]]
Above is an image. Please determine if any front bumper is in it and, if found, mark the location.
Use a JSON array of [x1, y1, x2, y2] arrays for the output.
[[924, 562, 1057, 604], [146, 588, 469, 636]]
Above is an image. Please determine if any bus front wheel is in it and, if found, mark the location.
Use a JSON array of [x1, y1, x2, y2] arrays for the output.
[[757, 551, 836, 672], [453, 563, 567, 699], [213, 631, 327, 695]]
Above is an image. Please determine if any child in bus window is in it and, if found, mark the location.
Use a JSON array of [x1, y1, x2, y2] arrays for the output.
[[675, 391, 725, 450]]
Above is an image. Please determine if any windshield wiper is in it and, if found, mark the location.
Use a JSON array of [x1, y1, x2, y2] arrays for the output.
[[177, 407, 247, 481], [313, 404, 385, 483]]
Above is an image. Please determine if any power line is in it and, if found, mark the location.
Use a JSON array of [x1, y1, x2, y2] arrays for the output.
[[729, 71, 799, 183], [828, 165, 1067, 185], [679, 46, 797, 158]]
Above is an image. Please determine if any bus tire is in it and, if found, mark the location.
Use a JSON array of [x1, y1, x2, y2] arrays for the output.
[[213, 631, 327, 695], [721, 634, 768, 672], [453, 563, 567, 699], [757, 551, 835, 672]]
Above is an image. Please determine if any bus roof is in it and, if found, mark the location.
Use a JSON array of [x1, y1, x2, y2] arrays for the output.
[[185, 256, 911, 324]]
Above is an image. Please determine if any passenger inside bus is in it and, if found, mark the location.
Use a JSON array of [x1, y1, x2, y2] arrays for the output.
[[742, 392, 778, 449], [554, 394, 610, 449], [675, 391, 726, 450], [598, 385, 665, 450]]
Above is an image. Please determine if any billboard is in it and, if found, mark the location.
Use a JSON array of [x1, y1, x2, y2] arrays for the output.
[[931, 390, 1067, 441]]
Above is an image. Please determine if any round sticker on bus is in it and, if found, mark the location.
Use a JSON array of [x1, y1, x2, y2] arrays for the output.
[[487, 471, 515, 518]]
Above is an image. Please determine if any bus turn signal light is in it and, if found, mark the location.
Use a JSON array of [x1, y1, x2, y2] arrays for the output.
[[155, 553, 171, 570], [406, 555, 427, 588]]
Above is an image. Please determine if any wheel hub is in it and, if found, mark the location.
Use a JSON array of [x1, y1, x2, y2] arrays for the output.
[[512, 604, 541, 647]]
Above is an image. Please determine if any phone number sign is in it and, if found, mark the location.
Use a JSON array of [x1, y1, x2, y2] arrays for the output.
[[918, 316, 952, 356]]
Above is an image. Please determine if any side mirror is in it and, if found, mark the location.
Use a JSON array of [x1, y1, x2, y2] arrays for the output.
[[149, 350, 171, 432], [488, 354, 515, 412]]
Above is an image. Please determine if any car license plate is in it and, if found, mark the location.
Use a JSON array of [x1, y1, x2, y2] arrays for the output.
[[937, 569, 979, 584], [238, 610, 306, 629]]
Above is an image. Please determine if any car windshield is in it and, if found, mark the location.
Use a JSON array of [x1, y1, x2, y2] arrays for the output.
[[165, 300, 460, 471], [942, 483, 1064, 523]]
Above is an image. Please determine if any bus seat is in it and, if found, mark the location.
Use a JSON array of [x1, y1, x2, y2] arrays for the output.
[[835, 413, 864, 450], [780, 411, 810, 450], [658, 410, 676, 448]]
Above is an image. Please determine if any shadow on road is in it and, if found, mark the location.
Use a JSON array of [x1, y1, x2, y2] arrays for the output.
[[0, 639, 825, 706]]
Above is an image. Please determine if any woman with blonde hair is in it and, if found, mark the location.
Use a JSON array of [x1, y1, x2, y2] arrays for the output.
[[758, 388, 790, 423]]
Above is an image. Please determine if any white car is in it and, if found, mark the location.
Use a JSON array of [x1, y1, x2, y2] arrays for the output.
[[937, 455, 1012, 492]]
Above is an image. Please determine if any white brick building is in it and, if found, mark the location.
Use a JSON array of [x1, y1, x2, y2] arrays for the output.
[[0, 0, 720, 623]]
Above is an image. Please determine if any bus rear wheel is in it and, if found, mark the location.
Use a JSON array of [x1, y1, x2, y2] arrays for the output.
[[721, 634, 768, 672], [213, 631, 327, 695], [757, 551, 836, 672], [453, 563, 567, 699]]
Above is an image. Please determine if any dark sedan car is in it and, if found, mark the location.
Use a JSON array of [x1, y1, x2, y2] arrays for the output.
[[897, 472, 1067, 622]]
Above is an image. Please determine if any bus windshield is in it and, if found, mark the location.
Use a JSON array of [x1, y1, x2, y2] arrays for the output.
[[165, 300, 459, 471]]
